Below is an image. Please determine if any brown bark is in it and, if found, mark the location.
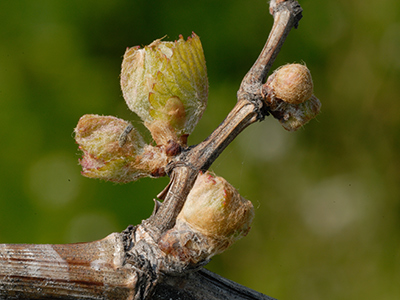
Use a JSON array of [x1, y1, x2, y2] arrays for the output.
[[0, 1, 303, 299]]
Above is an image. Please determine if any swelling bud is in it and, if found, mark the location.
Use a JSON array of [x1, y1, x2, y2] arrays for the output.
[[120, 33, 208, 146], [263, 63, 321, 131], [159, 171, 254, 267]]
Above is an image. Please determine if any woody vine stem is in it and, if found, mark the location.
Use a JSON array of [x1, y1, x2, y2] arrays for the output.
[[124, 0, 309, 296], [0, 1, 321, 300], [145, 0, 303, 237]]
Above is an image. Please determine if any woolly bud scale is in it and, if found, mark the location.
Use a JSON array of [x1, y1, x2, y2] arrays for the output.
[[159, 171, 254, 266], [269, 63, 313, 105]]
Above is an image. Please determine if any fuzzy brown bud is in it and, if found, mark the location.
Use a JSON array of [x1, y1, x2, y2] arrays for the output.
[[268, 63, 313, 105], [263, 63, 321, 131]]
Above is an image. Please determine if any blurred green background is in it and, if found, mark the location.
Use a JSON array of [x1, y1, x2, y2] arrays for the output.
[[1, 0, 399, 299]]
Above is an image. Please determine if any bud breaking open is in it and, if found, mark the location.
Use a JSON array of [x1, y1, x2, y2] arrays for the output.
[[74, 114, 169, 183], [120, 33, 208, 146]]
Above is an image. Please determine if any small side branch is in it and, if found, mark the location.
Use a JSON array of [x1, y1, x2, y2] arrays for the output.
[[146, 99, 259, 235], [146, 0, 303, 240]]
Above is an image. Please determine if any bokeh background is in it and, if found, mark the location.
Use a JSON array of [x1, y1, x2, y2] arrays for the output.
[[1, 0, 399, 299]]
